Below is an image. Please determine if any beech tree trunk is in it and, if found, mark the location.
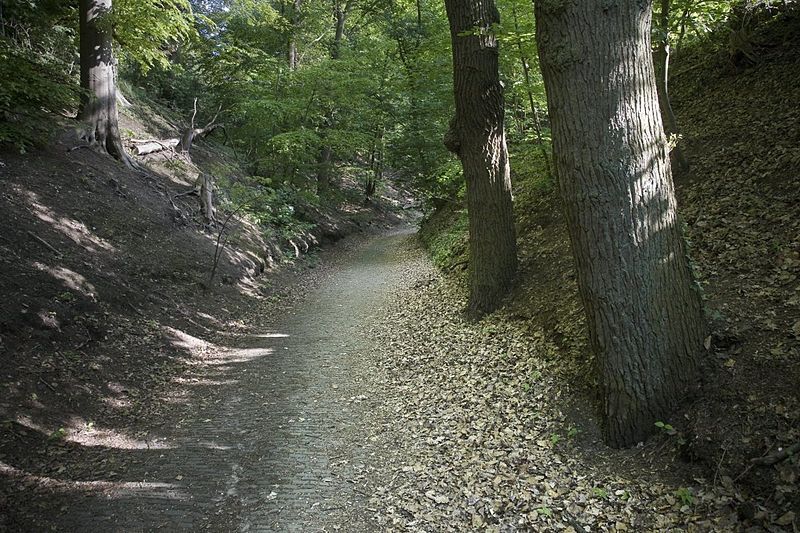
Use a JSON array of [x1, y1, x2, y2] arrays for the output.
[[444, 0, 517, 317], [78, 0, 131, 167], [535, 0, 705, 447], [288, 0, 302, 69]]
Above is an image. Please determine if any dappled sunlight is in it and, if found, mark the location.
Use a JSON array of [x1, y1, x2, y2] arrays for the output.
[[237, 275, 263, 298], [196, 311, 223, 326], [629, 147, 678, 246], [163, 326, 214, 355], [16, 186, 116, 253], [173, 376, 239, 387], [249, 333, 290, 339], [102, 395, 132, 409], [63, 417, 174, 450], [32, 261, 98, 299], [204, 347, 275, 366], [13, 414, 173, 450], [0, 462, 187, 500]]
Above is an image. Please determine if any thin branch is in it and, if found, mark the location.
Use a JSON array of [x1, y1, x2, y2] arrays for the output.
[[751, 442, 800, 466], [27, 231, 62, 257]]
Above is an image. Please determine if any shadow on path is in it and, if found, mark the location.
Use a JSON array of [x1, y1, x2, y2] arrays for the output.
[[2, 229, 418, 532]]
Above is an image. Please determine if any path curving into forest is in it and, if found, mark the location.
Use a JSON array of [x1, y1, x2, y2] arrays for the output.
[[18, 229, 415, 532], [7, 228, 747, 531]]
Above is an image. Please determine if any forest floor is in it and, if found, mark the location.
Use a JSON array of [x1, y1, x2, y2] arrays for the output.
[[2, 10, 799, 533], [3, 227, 790, 532]]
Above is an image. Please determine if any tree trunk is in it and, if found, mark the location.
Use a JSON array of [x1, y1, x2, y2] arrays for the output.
[[316, 145, 332, 194], [535, 0, 705, 447], [444, 0, 517, 317], [332, 0, 351, 59], [288, 0, 302, 69], [366, 126, 384, 198], [78, 0, 131, 167], [315, 0, 351, 192], [654, 0, 689, 173], [200, 174, 216, 225]]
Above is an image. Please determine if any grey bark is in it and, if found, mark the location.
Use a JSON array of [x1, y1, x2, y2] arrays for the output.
[[78, 0, 131, 167], [200, 174, 216, 224], [535, 0, 705, 447], [332, 0, 352, 59], [288, 0, 302, 69], [444, 0, 518, 317]]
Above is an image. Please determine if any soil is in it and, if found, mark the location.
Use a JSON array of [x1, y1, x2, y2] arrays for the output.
[[0, 103, 414, 530], [1, 8, 798, 533]]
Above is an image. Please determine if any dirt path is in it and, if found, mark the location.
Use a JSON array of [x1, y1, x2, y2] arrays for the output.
[[4, 228, 787, 532], [9, 230, 417, 532]]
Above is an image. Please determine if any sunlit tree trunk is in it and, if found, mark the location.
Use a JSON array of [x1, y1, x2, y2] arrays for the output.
[[288, 0, 302, 69], [535, 0, 705, 447], [78, 0, 131, 167], [444, 0, 517, 316]]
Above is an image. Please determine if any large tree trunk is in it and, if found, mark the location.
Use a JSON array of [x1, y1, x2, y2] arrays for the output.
[[78, 0, 131, 167], [444, 0, 517, 317], [654, 0, 689, 173], [535, 0, 705, 447]]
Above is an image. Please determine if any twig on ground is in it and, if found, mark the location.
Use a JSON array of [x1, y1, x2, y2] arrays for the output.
[[751, 441, 800, 466], [27, 231, 62, 257], [68, 144, 92, 152], [446, 259, 468, 271], [38, 376, 56, 392]]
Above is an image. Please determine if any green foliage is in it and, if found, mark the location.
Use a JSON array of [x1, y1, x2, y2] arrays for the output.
[[0, 38, 78, 151], [654, 420, 678, 436], [115, 0, 197, 73], [48, 427, 68, 441], [674, 487, 695, 506], [420, 209, 469, 270]]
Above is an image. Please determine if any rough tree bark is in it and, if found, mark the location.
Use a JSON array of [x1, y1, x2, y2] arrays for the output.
[[654, 0, 689, 172], [444, 0, 518, 317], [535, 0, 705, 447], [78, 0, 131, 167]]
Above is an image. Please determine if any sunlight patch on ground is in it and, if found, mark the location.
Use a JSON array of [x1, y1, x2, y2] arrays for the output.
[[32, 261, 97, 299], [17, 187, 116, 253], [163, 326, 213, 355], [196, 311, 223, 326], [67, 425, 173, 450], [207, 347, 275, 365], [14, 414, 173, 450], [172, 377, 239, 387], [0, 462, 186, 500], [102, 396, 132, 409]]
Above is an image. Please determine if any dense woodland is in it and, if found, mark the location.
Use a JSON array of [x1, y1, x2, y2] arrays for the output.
[[1, 0, 799, 530]]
